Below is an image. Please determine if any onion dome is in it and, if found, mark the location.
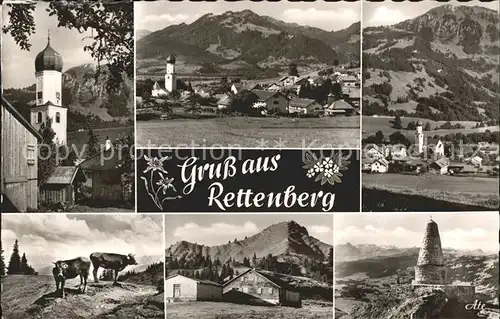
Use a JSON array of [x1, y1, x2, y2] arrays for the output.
[[416, 120, 423, 126], [166, 54, 176, 64], [35, 32, 63, 72]]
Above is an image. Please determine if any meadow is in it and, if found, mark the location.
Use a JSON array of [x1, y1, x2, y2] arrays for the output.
[[362, 115, 498, 139], [137, 116, 360, 148], [1, 275, 163, 319], [362, 173, 499, 210], [166, 301, 333, 319]]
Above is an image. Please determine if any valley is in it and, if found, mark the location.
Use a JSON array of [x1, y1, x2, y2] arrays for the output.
[[335, 245, 499, 319]]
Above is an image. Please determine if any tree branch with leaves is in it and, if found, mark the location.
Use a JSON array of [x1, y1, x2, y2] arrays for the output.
[[2, 1, 133, 92]]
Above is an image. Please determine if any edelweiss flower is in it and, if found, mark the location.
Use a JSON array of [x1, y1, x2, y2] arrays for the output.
[[323, 168, 334, 178], [322, 157, 334, 169], [143, 155, 170, 174], [313, 162, 324, 173], [156, 172, 176, 194], [333, 164, 340, 173], [307, 168, 315, 178]]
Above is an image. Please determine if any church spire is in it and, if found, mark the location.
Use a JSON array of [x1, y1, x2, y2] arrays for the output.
[[48, 29, 50, 45]]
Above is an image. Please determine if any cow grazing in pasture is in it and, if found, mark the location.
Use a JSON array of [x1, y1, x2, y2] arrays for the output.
[[52, 257, 91, 297], [90, 252, 137, 284]]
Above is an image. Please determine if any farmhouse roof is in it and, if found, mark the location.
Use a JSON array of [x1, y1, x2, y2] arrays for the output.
[[2, 96, 42, 140], [44, 166, 86, 185], [431, 157, 450, 168], [232, 83, 243, 90], [373, 158, 389, 167], [365, 144, 384, 155], [217, 94, 232, 106], [289, 98, 316, 108], [166, 274, 222, 287], [223, 268, 283, 289], [384, 144, 406, 153], [342, 75, 357, 82], [252, 90, 280, 102], [79, 149, 125, 171], [153, 81, 167, 91], [328, 100, 354, 110]]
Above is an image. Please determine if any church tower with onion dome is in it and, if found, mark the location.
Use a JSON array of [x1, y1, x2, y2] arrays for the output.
[[165, 54, 176, 92], [31, 30, 67, 145], [415, 120, 424, 154]]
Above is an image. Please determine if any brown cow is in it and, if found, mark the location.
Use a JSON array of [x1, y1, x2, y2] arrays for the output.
[[52, 257, 91, 297], [90, 252, 137, 284]]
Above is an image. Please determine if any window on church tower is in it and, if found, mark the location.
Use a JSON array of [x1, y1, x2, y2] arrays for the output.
[[55, 112, 61, 123], [37, 92, 42, 99], [37, 112, 42, 123]]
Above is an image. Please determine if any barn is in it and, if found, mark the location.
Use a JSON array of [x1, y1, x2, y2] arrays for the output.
[[1, 97, 42, 212], [252, 90, 288, 114], [39, 166, 86, 206], [325, 100, 355, 116], [370, 158, 389, 173], [165, 274, 223, 302], [288, 98, 323, 115], [430, 158, 449, 175], [78, 148, 130, 204], [223, 268, 301, 308]]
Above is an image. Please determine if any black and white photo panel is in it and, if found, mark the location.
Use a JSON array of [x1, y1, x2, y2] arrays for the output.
[[1, 1, 135, 213], [136, 148, 360, 212], [0, 214, 165, 319], [334, 212, 499, 319], [164, 213, 333, 319], [135, 1, 361, 149], [361, 0, 499, 212]]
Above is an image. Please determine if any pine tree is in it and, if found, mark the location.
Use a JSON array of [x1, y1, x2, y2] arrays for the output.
[[252, 253, 257, 267], [0, 241, 6, 280], [21, 253, 28, 274], [86, 124, 100, 158], [394, 115, 402, 129], [7, 240, 21, 275]]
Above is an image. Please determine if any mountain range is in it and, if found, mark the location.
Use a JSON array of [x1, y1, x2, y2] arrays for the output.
[[335, 242, 490, 262], [137, 10, 360, 76], [363, 5, 499, 123], [166, 220, 332, 264]]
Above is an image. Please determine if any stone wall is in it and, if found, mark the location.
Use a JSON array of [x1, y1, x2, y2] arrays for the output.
[[414, 264, 447, 285]]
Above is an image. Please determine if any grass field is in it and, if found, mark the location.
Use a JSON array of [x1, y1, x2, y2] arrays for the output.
[[137, 117, 360, 148], [363, 173, 499, 209], [1, 275, 163, 319], [362, 116, 498, 139], [166, 301, 333, 319]]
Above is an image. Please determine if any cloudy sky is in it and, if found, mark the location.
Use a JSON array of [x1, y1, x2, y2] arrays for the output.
[[2, 2, 95, 89], [165, 214, 333, 247], [364, 0, 499, 27], [1, 214, 164, 270], [335, 213, 499, 253], [136, 2, 360, 33]]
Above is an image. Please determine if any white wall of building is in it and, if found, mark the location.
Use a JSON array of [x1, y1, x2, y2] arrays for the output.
[[36, 70, 62, 106]]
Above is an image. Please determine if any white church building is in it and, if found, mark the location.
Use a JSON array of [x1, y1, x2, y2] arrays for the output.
[[152, 54, 177, 97], [30, 33, 67, 145], [415, 120, 445, 157]]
